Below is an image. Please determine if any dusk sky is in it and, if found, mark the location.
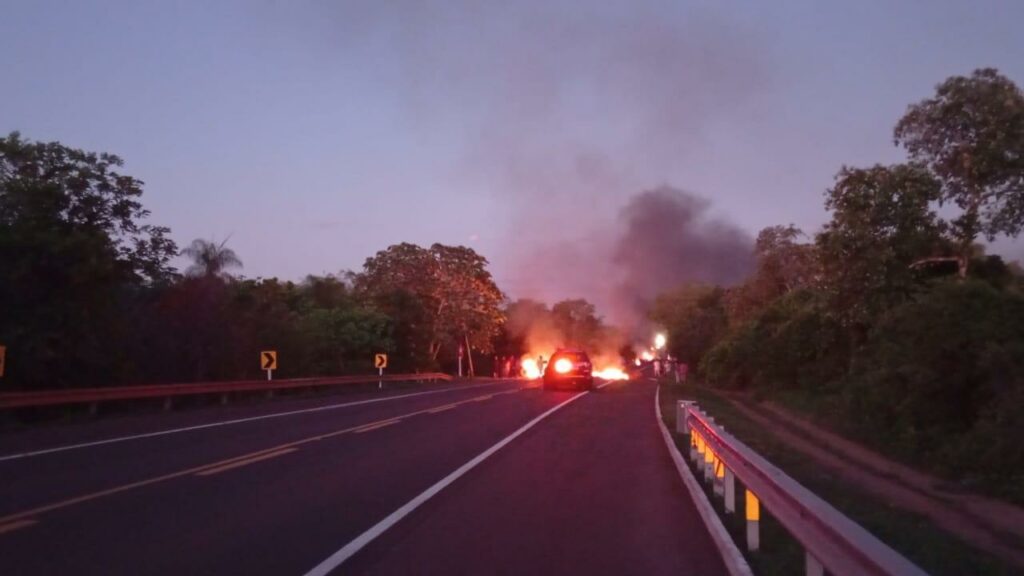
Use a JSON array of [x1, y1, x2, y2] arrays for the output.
[[4, 1, 1024, 316]]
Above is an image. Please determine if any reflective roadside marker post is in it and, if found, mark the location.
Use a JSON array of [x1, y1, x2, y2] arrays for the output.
[[746, 489, 760, 551], [374, 354, 388, 389], [261, 350, 277, 382], [457, 345, 463, 378]]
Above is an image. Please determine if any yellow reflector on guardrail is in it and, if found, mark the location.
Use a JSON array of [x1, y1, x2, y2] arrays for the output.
[[746, 490, 760, 521]]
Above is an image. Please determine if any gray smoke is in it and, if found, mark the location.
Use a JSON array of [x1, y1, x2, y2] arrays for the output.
[[610, 186, 754, 331]]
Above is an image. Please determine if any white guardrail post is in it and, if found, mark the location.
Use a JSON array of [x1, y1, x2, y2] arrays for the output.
[[681, 402, 928, 576]]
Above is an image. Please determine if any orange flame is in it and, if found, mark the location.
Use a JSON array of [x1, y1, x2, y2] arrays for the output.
[[521, 358, 542, 379], [594, 367, 629, 380]]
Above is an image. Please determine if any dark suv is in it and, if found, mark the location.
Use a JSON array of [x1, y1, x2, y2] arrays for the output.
[[543, 349, 594, 391]]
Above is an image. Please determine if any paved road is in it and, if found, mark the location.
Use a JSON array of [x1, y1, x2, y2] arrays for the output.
[[0, 378, 727, 575]]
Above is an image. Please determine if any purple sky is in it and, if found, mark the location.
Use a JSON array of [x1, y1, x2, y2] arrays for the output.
[[4, 1, 1024, 314]]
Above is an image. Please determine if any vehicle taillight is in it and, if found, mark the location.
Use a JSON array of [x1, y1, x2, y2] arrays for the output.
[[554, 358, 573, 374]]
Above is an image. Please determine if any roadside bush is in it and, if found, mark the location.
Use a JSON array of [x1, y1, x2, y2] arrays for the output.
[[842, 280, 1024, 494], [702, 290, 848, 393]]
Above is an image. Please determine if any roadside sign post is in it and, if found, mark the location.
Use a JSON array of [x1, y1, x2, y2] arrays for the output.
[[457, 345, 464, 378], [261, 350, 277, 381], [374, 353, 388, 389]]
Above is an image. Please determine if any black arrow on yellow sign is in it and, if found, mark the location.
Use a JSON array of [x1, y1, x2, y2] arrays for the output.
[[261, 350, 277, 371]]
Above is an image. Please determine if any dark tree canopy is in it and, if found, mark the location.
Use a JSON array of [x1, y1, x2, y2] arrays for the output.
[[0, 132, 178, 387], [0, 132, 178, 283], [816, 164, 944, 327], [895, 68, 1024, 269]]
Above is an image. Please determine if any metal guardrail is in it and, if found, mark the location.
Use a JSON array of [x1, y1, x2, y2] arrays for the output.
[[677, 401, 929, 576], [0, 373, 453, 410]]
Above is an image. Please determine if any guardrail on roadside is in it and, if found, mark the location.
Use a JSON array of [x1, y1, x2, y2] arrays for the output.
[[0, 373, 453, 411], [676, 401, 929, 576]]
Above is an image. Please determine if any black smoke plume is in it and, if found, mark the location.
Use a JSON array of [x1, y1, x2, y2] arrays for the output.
[[610, 186, 754, 332]]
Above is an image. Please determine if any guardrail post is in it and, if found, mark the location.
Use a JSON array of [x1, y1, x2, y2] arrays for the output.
[[689, 433, 698, 461], [724, 467, 736, 513], [694, 432, 705, 464], [746, 489, 760, 551], [806, 551, 824, 576], [676, 400, 695, 435], [713, 457, 725, 497], [703, 445, 714, 482]]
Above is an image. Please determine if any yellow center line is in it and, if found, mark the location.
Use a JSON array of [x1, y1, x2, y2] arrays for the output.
[[0, 519, 37, 535], [0, 386, 522, 529], [352, 419, 402, 433], [195, 447, 298, 476]]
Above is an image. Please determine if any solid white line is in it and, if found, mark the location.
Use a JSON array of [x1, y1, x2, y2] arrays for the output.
[[654, 386, 753, 576], [302, 390, 591, 576], [0, 381, 515, 462]]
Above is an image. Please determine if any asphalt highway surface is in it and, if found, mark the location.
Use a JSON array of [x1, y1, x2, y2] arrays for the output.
[[0, 378, 728, 575]]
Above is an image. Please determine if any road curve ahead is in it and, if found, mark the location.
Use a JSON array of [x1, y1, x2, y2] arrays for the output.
[[0, 378, 727, 575]]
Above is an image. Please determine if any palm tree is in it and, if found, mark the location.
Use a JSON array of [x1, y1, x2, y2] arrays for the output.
[[181, 237, 243, 279]]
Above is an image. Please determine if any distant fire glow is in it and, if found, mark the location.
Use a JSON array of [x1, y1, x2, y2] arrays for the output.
[[521, 358, 542, 379], [594, 367, 629, 381], [654, 333, 667, 349], [640, 350, 654, 362]]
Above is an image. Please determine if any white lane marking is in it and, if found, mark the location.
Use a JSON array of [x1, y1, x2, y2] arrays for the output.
[[654, 386, 753, 576], [302, 390, 591, 576], [0, 381, 516, 462]]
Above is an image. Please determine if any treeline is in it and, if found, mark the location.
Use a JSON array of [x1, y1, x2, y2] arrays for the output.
[[650, 68, 1024, 502], [0, 130, 620, 389]]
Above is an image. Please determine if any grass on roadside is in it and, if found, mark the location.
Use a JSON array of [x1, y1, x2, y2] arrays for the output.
[[657, 379, 1018, 576]]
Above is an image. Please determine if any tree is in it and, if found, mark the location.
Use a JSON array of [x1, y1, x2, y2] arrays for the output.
[[724, 225, 817, 327], [354, 242, 505, 372], [816, 164, 944, 330], [895, 68, 1024, 276], [182, 237, 243, 279], [431, 244, 506, 375], [353, 243, 439, 366], [0, 132, 177, 388], [648, 284, 727, 368]]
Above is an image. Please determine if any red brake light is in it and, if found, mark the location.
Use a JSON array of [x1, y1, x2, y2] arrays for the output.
[[554, 358, 573, 374]]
